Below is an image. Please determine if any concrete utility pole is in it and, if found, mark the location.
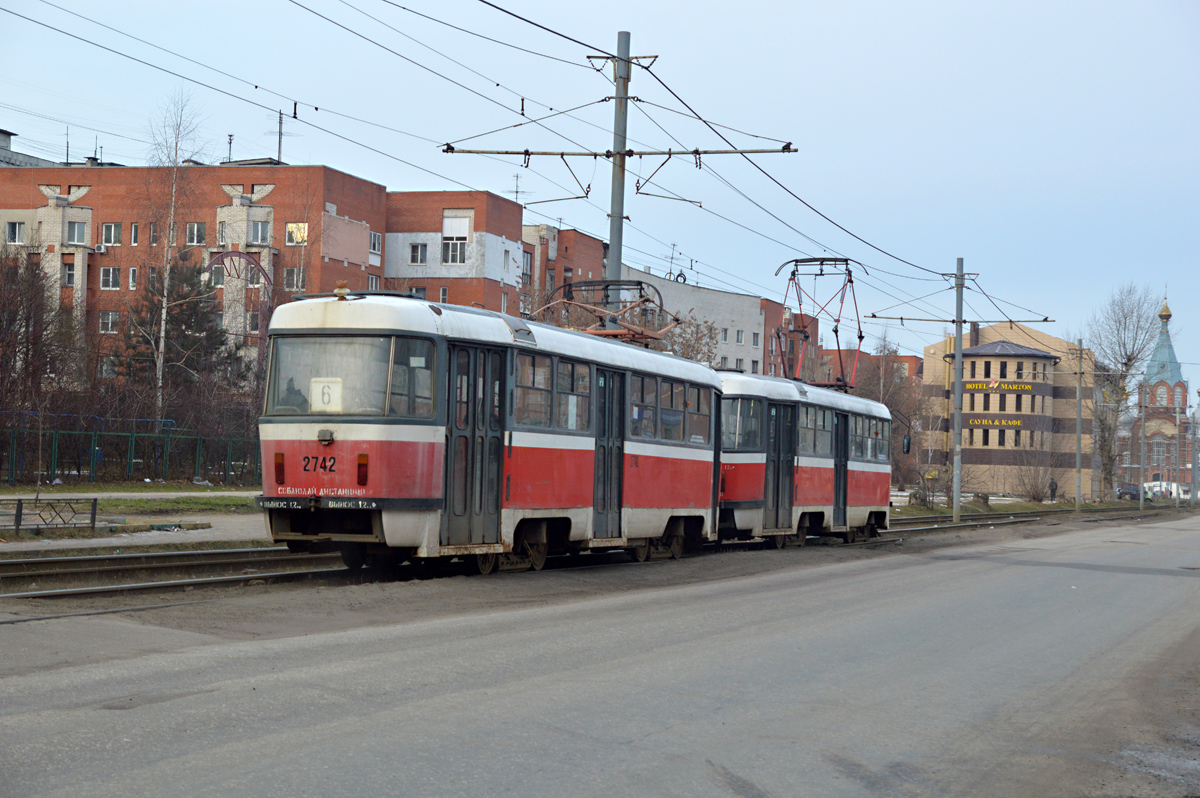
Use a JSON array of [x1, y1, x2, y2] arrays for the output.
[[1076, 338, 1083, 512], [952, 257, 965, 523], [1176, 406, 1182, 508], [1139, 382, 1146, 512], [1192, 391, 1198, 508], [607, 30, 631, 295]]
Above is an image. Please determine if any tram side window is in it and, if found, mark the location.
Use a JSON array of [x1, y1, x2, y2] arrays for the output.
[[797, 404, 815, 453], [721, 397, 763, 451], [555, 359, 591, 431], [515, 353, 552, 427], [848, 415, 863, 459], [388, 338, 436, 418], [878, 420, 891, 461], [630, 374, 657, 439], [686, 385, 711, 445], [659, 379, 685, 441], [814, 408, 832, 456], [865, 418, 877, 460]]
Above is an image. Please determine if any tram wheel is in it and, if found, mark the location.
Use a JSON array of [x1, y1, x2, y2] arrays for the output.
[[865, 522, 880, 539], [668, 534, 685, 560], [628, 540, 651, 563], [769, 534, 787, 550], [843, 527, 859, 545], [525, 542, 548, 572], [469, 552, 499, 576], [340, 544, 367, 571]]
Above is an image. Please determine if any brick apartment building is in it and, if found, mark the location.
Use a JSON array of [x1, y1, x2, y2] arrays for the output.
[[0, 148, 387, 373], [817, 348, 923, 387], [382, 190, 525, 314], [2, 131, 824, 383]]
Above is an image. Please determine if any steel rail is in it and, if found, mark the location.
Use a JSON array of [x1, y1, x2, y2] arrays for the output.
[[0, 567, 349, 599]]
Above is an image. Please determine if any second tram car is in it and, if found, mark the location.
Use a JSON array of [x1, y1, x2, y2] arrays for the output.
[[255, 291, 892, 572], [718, 372, 891, 545]]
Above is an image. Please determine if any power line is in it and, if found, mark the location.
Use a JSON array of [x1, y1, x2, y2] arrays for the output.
[[0, 100, 149, 144], [470, 0, 939, 277], [375, 0, 597, 70]]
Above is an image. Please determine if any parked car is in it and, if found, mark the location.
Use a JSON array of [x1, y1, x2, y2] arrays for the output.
[[1117, 485, 1141, 501]]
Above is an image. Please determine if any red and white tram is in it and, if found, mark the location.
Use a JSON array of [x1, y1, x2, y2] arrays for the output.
[[256, 292, 720, 573], [718, 373, 892, 545], [255, 291, 892, 572]]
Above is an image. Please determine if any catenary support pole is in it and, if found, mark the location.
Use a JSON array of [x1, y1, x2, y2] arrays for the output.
[[604, 31, 631, 329], [1191, 395, 1197, 508], [1076, 338, 1083, 511], [1176, 406, 1182, 508], [1139, 382, 1146, 512], [952, 257, 964, 523]]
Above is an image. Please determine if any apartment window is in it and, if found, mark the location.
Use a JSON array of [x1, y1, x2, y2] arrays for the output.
[[984, 360, 991, 379], [130, 223, 139, 246], [98, 356, 118, 380], [102, 223, 122, 246], [129, 267, 137, 290], [285, 222, 308, 246], [547, 273, 555, 294], [1016, 394, 1023, 412], [369, 231, 383, 254], [410, 243, 427, 265], [67, 221, 86, 245], [1000, 361, 1007, 379], [61, 262, 75, 286], [1014, 430, 1021, 447], [768, 364, 775, 376], [752, 332, 760, 348], [721, 328, 728, 343], [999, 429, 1007, 447], [983, 394, 991, 412], [969, 393, 975, 411], [999, 394, 1007, 412], [217, 221, 227, 246], [249, 311, 260, 334], [184, 222, 205, 246], [99, 310, 119, 333], [735, 358, 744, 371], [248, 267, 261, 287], [521, 251, 532, 284], [412, 287, 427, 300], [250, 221, 270, 245], [736, 330, 744, 344], [1016, 362, 1024, 379], [214, 311, 224, 330], [148, 222, 159, 246], [211, 265, 224, 287], [501, 292, 507, 314], [968, 429, 974, 446], [442, 215, 468, 264], [283, 267, 306, 291], [439, 286, 448, 303], [5, 221, 25, 244], [751, 360, 759, 374], [970, 360, 976, 379], [367, 274, 380, 291], [982, 428, 990, 447], [769, 338, 775, 355], [100, 266, 120, 290]]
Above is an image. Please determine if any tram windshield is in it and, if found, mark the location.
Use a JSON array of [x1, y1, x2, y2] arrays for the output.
[[721, 397, 763, 451], [266, 336, 435, 418]]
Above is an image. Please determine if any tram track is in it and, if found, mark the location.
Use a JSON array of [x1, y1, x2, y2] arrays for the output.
[[0, 548, 345, 599]]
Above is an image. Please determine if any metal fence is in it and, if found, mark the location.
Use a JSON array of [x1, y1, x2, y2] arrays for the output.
[[1, 429, 260, 486]]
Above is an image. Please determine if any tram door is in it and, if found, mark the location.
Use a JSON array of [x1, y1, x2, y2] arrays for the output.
[[593, 369, 624, 538], [763, 402, 796, 531], [445, 346, 505, 546], [832, 411, 849, 527]]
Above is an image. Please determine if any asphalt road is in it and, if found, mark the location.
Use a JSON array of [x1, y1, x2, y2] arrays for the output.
[[1, 517, 1198, 797]]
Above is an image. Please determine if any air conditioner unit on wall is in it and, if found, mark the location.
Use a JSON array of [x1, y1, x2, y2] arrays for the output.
[[94, 244, 106, 254]]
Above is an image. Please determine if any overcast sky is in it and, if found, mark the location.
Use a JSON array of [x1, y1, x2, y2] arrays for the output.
[[4, 0, 1197, 392]]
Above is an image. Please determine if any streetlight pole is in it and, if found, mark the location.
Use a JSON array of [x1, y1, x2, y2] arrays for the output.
[[1139, 381, 1146, 513], [951, 258, 965, 523], [1076, 338, 1083, 512]]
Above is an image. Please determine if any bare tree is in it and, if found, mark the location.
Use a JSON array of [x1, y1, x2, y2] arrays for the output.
[[145, 89, 208, 422], [1086, 283, 1159, 493], [1012, 433, 1066, 502], [656, 310, 719, 365]]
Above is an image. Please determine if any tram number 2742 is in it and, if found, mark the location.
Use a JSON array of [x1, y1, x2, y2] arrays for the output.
[[302, 456, 337, 473]]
